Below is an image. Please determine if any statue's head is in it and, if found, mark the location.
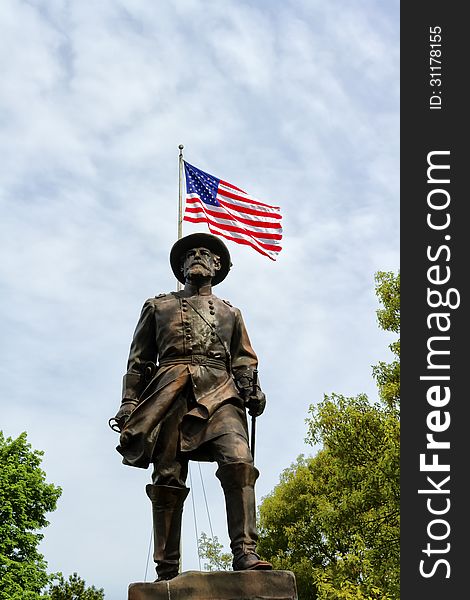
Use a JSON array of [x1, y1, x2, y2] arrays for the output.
[[170, 233, 231, 286]]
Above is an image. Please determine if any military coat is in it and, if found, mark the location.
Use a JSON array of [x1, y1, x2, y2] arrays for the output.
[[116, 288, 258, 468]]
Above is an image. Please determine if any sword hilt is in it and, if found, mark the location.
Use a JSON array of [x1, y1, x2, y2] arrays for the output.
[[252, 369, 258, 394]]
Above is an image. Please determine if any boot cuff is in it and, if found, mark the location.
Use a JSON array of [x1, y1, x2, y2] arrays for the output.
[[215, 462, 259, 488], [146, 484, 190, 506]]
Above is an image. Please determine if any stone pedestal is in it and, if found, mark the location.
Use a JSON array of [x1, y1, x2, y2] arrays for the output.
[[128, 570, 298, 600]]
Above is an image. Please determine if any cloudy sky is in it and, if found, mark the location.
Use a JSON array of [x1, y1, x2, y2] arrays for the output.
[[0, 1, 399, 598]]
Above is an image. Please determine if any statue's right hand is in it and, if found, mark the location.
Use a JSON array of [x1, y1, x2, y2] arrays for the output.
[[111, 401, 137, 432]]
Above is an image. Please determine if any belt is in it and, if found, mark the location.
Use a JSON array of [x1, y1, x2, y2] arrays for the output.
[[158, 355, 227, 369]]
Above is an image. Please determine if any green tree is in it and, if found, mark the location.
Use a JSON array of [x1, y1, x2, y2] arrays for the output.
[[197, 533, 232, 572], [258, 272, 400, 600], [1, 432, 105, 599], [372, 271, 400, 410], [46, 572, 104, 600], [0, 431, 62, 600]]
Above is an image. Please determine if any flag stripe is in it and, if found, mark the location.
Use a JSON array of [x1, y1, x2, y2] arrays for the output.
[[184, 209, 282, 241], [217, 186, 282, 214], [219, 180, 280, 209], [186, 206, 282, 230], [185, 197, 282, 244], [218, 179, 246, 195], [209, 226, 281, 258], [188, 193, 281, 221], [183, 215, 275, 241], [218, 197, 282, 220], [185, 197, 282, 229]]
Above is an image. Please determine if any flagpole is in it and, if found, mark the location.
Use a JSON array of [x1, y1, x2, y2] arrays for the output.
[[177, 147, 185, 572], [178, 144, 184, 240], [177, 144, 184, 291]]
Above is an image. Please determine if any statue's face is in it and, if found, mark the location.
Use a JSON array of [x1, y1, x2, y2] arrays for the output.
[[182, 247, 221, 282]]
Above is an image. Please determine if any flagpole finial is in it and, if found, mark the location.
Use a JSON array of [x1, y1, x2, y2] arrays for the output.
[[178, 144, 184, 156]]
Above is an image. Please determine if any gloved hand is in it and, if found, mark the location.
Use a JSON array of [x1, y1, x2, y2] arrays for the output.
[[245, 388, 266, 417], [235, 370, 267, 417], [110, 401, 137, 432]]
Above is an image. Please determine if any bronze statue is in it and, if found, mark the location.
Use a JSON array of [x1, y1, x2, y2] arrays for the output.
[[111, 232, 272, 581]]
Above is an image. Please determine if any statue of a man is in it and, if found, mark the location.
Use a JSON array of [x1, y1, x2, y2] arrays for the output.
[[111, 232, 272, 581]]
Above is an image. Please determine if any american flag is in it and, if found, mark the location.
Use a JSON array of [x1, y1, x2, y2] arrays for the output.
[[183, 161, 283, 260]]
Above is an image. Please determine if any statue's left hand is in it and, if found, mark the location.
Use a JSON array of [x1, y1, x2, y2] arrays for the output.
[[235, 370, 266, 417]]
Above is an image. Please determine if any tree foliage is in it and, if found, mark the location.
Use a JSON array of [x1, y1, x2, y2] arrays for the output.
[[257, 271, 400, 600], [1, 432, 105, 599], [372, 271, 400, 411], [46, 572, 104, 600], [0, 431, 62, 600], [197, 533, 232, 572]]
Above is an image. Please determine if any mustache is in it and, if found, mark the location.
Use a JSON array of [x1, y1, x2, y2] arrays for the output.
[[190, 259, 209, 266]]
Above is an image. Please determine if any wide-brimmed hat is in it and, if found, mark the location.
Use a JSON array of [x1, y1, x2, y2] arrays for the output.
[[170, 232, 232, 285]]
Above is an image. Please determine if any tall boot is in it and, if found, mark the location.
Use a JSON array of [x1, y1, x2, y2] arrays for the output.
[[216, 462, 272, 571], [146, 484, 190, 581]]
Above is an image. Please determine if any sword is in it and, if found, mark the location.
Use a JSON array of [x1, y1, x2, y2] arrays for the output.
[[250, 369, 258, 461]]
